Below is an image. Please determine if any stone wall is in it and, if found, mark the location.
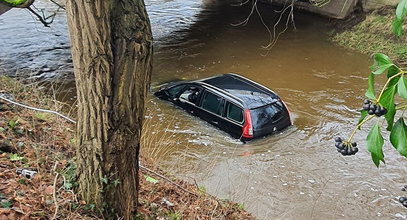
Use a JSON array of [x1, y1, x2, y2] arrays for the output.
[[361, 0, 398, 11]]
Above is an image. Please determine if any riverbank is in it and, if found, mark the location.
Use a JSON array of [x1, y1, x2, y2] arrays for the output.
[[331, 6, 407, 64], [0, 76, 255, 219]]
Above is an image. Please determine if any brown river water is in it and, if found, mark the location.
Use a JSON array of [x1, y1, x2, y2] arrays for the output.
[[1, 0, 407, 219]]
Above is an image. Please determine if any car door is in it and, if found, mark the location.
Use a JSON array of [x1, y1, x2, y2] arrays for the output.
[[223, 101, 245, 138], [198, 90, 225, 130]]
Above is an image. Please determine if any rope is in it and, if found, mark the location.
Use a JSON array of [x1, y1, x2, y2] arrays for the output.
[[0, 95, 76, 124]]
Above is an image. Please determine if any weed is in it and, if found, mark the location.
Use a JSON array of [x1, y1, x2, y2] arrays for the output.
[[83, 204, 95, 211], [237, 203, 245, 210], [198, 185, 206, 194], [9, 153, 24, 161], [34, 112, 48, 121], [0, 199, 12, 209], [168, 212, 182, 220], [17, 178, 27, 185], [8, 119, 17, 128]]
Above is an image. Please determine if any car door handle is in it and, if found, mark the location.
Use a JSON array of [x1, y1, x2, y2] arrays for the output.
[[212, 121, 218, 125]]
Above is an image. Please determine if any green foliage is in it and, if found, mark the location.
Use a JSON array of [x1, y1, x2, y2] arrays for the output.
[[17, 178, 27, 185], [61, 161, 77, 190], [8, 119, 17, 128], [9, 153, 24, 161], [0, 199, 12, 209], [345, 52, 406, 167], [378, 84, 396, 131], [390, 118, 407, 156], [84, 203, 95, 211], [145, 176, 159, 184], [367, 123, 385, 167], [365, 73, 376, 100], [34, 112, 48, 121], [0, 0, 30, 7], [198, 185, 206, 194], [168, 212, 182, 220], [393, 0, 407, 37], [237, 203, 245, 210], [398, 77, 407, 99]]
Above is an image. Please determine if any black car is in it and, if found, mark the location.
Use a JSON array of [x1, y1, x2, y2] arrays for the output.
[[154, 73, 292, 140]]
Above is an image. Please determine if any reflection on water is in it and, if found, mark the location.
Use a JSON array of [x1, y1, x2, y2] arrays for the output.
[[1, 0, 407, 219]]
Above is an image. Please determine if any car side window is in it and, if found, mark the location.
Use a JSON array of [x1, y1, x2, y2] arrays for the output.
[[201, 91, 224, 116], [178, 86, 202, 105], [167, 85, 185, 98], [226, 102, 243, 123]]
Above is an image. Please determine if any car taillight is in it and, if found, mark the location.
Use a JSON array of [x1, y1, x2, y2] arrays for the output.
[[242, 109, 253, 138]]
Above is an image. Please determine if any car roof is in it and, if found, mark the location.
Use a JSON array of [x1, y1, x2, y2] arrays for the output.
[[196, 73, 280, 109]]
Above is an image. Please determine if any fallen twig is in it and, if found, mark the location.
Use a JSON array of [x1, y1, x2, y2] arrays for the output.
[[52, 161, 59, 220]]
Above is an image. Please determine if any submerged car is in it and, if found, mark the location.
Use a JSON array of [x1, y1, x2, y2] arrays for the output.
[[154, 73, 292, 140]]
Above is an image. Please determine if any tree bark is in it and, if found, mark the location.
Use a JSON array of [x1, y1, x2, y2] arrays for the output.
[[65, 0, 152, 218]]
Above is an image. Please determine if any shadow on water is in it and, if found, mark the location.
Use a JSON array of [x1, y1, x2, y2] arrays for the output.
[[1, 0, 407, 219]]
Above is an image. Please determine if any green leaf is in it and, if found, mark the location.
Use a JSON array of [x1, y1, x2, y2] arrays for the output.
[[145, 176, 158, 184], [64, 182, 73, 190], [373, 53, 393, 66], [379, 85, 396, 131], [371, 153, 384, 167], [386, 65, 401, 88], [365, 73, 376, 100], [101, 177, 108, 184], [84, 204, 95, 211], [372, 63, 393, 75], [9, 153, 24, 161], [34, 112, 48, 121], [367, 122, 385, 167], [112, 179, 121, 187], [8, 120, 16, 128], [358, 110, 368, 128], [0, 127, 5, 132], [397, 77, 407, 99], [387, 65, 400, 78], [1, 200, 12, 209], [396, 0, 407, 20], [390, 118, 407, 157], [392, 19, 403, 38]]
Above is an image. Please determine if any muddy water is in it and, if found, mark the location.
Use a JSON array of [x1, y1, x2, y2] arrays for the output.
[[1, 1, 407, 219]]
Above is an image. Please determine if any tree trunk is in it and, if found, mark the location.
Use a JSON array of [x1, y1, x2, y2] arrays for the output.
[[65, 0, 152, 218]]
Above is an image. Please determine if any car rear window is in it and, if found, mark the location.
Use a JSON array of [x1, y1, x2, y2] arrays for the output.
[[226, 102, 243, 123], [201, 91, 224, 115], [250, 102, 284, 130]]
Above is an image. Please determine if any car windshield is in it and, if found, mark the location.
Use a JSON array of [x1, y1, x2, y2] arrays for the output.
[[250, 101, 284, 130], [166, 84, 185, 98]]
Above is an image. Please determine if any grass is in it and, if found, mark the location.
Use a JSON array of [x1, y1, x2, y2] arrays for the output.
[[332, 7, 407, 64]]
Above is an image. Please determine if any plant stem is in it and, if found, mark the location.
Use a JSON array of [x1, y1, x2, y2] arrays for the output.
[[396, 104, 407, 110], [347, 115, 375, 143], [376, 71, 404, 103]]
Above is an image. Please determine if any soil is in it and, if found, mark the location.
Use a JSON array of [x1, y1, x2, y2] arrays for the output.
[[0, 76, 255, 219]]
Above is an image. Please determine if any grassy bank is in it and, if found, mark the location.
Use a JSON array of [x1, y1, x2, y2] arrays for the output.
[[0, 75, 254, 219], [331, 7, 407, 64]]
